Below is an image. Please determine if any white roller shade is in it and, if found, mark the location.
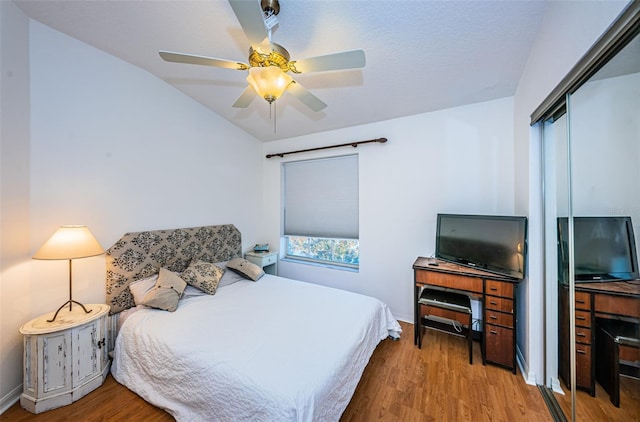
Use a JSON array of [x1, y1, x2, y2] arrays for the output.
[[284, 155, 359, 239]]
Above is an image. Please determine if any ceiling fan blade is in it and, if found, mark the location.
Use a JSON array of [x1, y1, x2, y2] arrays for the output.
[[290, 49, 366, 74], [232, 86, 257, 108], [287, 81, 327, 112], [159, 51, 248, 70], [228, 0, 270, 52]]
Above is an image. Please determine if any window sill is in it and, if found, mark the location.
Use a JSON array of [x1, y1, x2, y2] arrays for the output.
[[281, 257, 359, 273]]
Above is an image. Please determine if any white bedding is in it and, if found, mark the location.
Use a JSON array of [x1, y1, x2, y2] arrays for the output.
[[111, 274, 401, 421]]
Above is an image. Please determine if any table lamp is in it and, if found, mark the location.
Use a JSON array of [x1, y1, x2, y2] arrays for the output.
[[33, 225, 105, 322]]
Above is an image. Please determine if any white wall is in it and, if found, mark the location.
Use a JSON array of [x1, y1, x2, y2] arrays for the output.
[[568, 71, 640, 272], [0, 0, 31, 412], [262, 97, 515, 323], [569, 72, 640, 224], [0, 15, 264, 411], [513, 0, 630, 385]]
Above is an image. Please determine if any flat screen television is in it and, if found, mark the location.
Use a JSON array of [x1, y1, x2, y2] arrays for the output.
[[435, 214, 528, 279], [557, 216, 639, 283]]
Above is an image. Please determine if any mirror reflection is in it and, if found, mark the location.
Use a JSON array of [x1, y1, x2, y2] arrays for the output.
[[546, 32, 640, 420]]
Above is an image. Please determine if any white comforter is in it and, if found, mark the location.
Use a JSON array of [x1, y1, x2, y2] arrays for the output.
[[112, 274, 401, 421]]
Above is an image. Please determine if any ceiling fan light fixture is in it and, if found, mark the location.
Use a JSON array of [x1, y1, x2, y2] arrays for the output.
[[248, 43, 290, 70], [159, 0, 365, 118], [247, 66, 293, 103]]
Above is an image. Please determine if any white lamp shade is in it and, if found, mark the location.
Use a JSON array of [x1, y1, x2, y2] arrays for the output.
[[246, 66, 293, 102], [33, 225, 104, 260]]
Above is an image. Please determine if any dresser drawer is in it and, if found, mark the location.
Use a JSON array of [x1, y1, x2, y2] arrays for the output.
[[263, 254, 277, 266], [244, 252, 278, 268], [485, 309, 514, 328], [575, 310, 592, 328], [575, 344, 592, 389], [575, 326, 591, 345], [574, 291, 591, 310], [485, 280, 514, 298], [594, 294, 640, 318], [485, 296, 513, 314], [485, 325, 514, 368], [415, 270, 483, 294]]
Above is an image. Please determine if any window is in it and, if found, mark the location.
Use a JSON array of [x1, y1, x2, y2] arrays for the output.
[[286, 236, 359, 267], [283, 155, 359, 268]]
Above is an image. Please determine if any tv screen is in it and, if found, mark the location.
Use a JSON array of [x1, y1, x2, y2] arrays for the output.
[[435, 214, 528, 279], [557, 216, 639, 283]]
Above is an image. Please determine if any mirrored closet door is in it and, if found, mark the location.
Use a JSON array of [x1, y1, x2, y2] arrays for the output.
[[541, 6, 639, 420]]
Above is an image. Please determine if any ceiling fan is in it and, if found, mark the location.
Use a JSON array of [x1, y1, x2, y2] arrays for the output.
[[159, 0, 365, 112]]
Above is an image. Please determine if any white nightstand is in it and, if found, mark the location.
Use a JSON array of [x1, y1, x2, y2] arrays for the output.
[[244, 251, 278, 275], [19, 304, 111, 414]]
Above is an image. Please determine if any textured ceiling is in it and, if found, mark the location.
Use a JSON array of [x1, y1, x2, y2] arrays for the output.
[[16, 0, 549, 141]]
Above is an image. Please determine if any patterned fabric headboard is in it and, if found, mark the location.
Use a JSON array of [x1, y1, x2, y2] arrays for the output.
[[106, 224, 241, 314]]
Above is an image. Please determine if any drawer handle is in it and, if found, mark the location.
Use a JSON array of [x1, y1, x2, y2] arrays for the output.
[[490, 315, 497, 320], [490, 301, 498, 306], [576, 316, 586, 321], [576, 300, 586, 304], [489, 287, 498, 291], [490, 330, 498, 335], [576, 333, 586, 337], [577, 349, 587, 355]]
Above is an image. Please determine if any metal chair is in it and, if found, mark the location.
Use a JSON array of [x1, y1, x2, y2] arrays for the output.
[[595, 318, 640, 407], [418, 286, 474, 364]]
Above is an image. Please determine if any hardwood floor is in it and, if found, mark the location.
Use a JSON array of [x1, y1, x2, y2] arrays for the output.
[[341, 322, 550, 422], [3, 320, 628, 421], [553, 376, 640, 421]]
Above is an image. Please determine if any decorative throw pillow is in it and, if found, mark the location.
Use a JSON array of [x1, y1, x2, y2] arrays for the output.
[[214, 260, 246, 288], [182, 285, 207, 298], [226, 257, 264, 281], [129, 274, 158, 305], [140, 268, 187, 312], [181, 260, 225, 294]]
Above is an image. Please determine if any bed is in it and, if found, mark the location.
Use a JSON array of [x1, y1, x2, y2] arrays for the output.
[[106, 224, 401, 421]]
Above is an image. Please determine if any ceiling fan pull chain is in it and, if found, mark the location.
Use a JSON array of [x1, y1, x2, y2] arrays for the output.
[[273, 101, 277, 134]]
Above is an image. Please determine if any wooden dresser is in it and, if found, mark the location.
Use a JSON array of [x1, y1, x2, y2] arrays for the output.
[[413, 257, 521, 373], [559, 281, 640, 395]]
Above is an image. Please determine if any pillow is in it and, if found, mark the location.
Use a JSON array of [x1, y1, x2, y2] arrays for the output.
[[129, 274, 158, 305], [181, 260, 225, 294], [140, 268, 187, 312], [214, 260, 246, 288], [226, 257, 264, 281], [182, 285, 207, 298]]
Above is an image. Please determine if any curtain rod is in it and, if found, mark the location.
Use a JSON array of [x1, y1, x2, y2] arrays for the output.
[[266, 137, 388, 159]]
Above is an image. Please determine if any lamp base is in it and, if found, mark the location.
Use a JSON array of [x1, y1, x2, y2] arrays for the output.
[[47, 300, 92, 323]]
